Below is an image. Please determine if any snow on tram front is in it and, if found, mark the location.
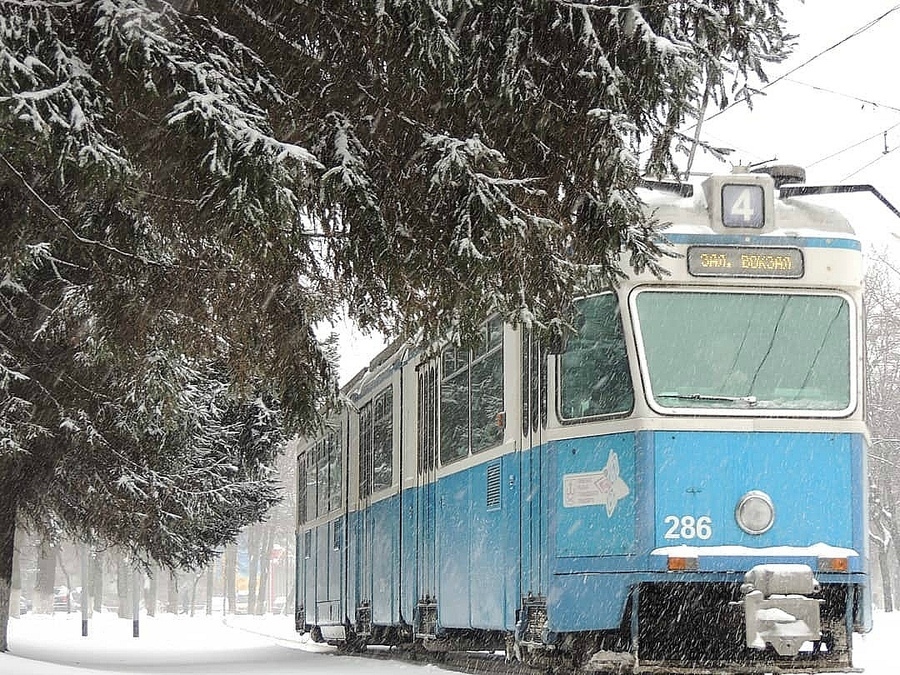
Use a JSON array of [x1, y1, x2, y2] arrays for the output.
[[294, 166, 870, 674]]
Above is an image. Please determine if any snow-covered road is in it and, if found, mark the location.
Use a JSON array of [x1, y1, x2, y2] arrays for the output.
[[2, 609, 895, 674], [2, 613, 434, 675]]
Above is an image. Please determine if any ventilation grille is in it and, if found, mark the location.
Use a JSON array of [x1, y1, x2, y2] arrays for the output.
[[486, 462, 501, 510], [522, 597, 548, 645]]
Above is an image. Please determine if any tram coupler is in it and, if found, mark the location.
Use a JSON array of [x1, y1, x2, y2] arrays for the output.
[[732, 564, 823, 656]]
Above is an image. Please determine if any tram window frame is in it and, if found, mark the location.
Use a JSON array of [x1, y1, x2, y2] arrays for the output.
[[439, 317, 505, 465], [359, 385, 394, 496], [557, 292, 634, 422]]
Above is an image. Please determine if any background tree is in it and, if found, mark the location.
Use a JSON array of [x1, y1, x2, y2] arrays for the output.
[[866, 251, 900, 612], [0, 0, 792, 650]]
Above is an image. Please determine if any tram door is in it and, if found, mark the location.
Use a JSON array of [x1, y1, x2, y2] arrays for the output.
[[414, 364, 439, 636], [355, 388, 394, 631], [520, 329, 548, 603]]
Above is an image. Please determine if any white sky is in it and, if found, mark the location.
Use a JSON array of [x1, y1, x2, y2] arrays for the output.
[[687, 0, 900, 246], [3, 609, 898, 674], [333, 1, 900, 385]]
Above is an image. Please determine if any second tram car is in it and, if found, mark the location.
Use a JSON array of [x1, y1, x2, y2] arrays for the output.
[[294, 167, 870, 673]]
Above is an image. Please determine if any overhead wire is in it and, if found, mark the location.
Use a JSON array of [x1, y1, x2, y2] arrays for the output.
[[841, 144, 900, 181], [783, 78, 900, 115], [682, 6, 900, 180], [807, 121, 900, 168], [699, 3, 900, 127]]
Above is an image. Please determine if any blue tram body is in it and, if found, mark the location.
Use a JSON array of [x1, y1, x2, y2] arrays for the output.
[[294, 168, 870, 673]]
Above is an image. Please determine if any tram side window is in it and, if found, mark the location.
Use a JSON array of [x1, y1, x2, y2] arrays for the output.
[[559, 293, 633, 420], [297, 453, 308, 525], [359, 386, 393, 496], [372, 388, 393, 491], [441, 345, 469, 464], [417, 366, 438, 475], [471, 318, 503, 453], [358, 403, 373, 497], [316, 439, 328, 515], [305, 450, 317, 521], [307, 427, 342, 519], [521, 328, 548, 435], [327, 430, 342, 512], [440, 317, 504, 464]]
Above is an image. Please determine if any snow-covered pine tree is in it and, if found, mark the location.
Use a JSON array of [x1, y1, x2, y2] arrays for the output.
[[0, 0, 791, 650]]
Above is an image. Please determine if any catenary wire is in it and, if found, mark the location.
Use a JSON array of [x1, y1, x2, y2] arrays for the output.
[[784, 78, 900, 114], [697, 3, 900, 128], [807, 121, 900, 168], [841, 144, 900, 181]]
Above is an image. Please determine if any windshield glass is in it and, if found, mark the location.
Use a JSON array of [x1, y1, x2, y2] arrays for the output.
[[632, 290, 853, 413]]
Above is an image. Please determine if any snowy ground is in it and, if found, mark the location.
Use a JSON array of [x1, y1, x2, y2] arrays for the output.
[[2, 609, 896, 674]]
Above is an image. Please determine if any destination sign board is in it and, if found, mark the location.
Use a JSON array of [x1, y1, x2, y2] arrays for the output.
[[686, 246, 804, 278]]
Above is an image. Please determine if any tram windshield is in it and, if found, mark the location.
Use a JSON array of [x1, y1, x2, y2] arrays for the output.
[[632, 290, 853, 414]]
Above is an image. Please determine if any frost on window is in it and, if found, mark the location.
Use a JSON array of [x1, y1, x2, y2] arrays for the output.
[[560, 293, 633, 420], [634, 290, 852, 412]]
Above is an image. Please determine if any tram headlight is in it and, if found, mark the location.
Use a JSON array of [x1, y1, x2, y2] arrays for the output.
[[735, 490, 775, 535]]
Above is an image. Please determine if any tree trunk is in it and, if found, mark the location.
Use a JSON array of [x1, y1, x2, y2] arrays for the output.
[[206, 565, 214, 616], [284, 546, 295, 616], [146, 568, 158, 617], [0, 502, 16, 652], [876, 540, 894, 612], [189, 574, 201, 617], [167, 571, 179, 615], [57, 550, 73, 613], [246, 526, 260, 615], [224, 545, 236, 614], [35, 539, 56, 614], [256, 528, 273, 614], [9, 528, 21, 620], [91, 550, 104, 612], [116, 556, 132, 619]]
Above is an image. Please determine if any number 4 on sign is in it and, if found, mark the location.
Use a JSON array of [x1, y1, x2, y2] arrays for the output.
[[730, 188, 756, 222], [722, 184, 763, 228]]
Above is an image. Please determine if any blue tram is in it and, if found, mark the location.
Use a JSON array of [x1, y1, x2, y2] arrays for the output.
[[294, 167, 870, 673]]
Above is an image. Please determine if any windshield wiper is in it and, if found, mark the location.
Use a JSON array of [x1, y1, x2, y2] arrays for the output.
[[658, 392, 758, 405]]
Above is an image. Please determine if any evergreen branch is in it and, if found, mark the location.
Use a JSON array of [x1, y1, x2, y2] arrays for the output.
[[0, 151, 168, 267]]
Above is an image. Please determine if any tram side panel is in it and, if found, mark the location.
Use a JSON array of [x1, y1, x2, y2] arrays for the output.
[[469, 452, 520, 629], [369, 495, 401, 625]]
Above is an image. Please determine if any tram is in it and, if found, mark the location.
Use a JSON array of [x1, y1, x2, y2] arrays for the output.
[[294, 166, 870, 673]]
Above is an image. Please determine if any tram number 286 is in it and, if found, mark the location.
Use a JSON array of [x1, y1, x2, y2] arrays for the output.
[[663, 515, 713, 540]]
